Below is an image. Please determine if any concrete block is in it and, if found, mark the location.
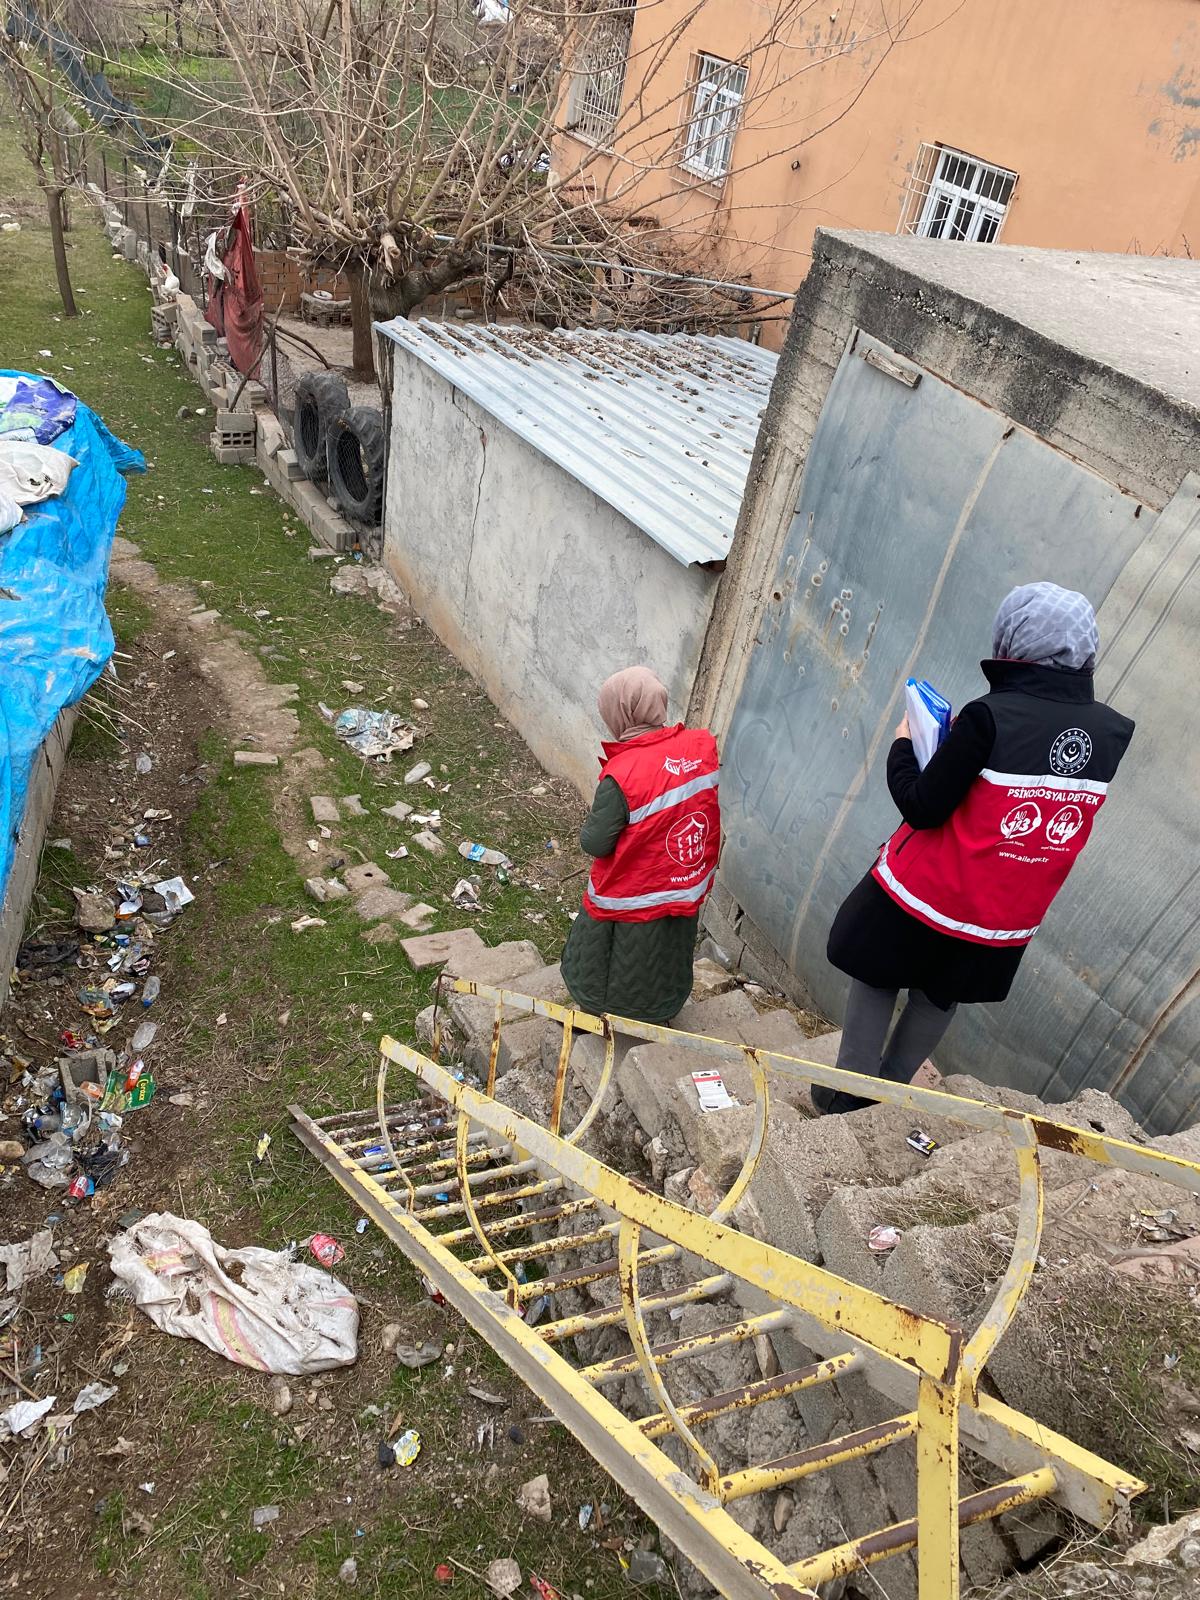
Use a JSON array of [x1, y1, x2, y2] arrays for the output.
[[412, 829, 445, 856], [304, 877, 349, 903], [672, 987, 763, 1041], [690, 958, 736, 1000], [743, 1012, 834, 1113], [614, 1039, 739, 1154], [397, 902, 437, 932], [307, 546, 339, 562], [343, 861, 390, 892], [340, 794, 368, 817], [310, 795, 340, 823], [464, 1013, 559, 1082], [443, 939, 544, 986], [233, 749, 278, 767], [381, 799, 413, 821], [353, 886, 413, 922], [401, 927, 487, 971], [277, 448, 304, 481]]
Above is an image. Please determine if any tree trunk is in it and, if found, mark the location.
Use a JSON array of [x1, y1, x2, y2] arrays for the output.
[[47, 188, 78, 318], [346, 262, 375, 383]]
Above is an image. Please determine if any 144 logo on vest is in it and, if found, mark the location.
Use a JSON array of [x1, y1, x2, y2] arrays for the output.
[[666, 811, 709, 866]]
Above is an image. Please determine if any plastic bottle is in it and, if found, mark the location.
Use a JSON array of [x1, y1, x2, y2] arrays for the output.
[[458, 841, 511, 868], [141, 976, 160, 1009], [131, 1020, 157, 1053]]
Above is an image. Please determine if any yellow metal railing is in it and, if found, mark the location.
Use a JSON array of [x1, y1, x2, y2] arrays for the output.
[[289, 978, 1200, 1600]]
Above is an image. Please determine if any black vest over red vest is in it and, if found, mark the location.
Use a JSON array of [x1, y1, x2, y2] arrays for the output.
[[873, 660, 1134, 947]]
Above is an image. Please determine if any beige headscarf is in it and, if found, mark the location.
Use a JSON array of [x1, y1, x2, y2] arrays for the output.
[[598, 666, 669, 741]]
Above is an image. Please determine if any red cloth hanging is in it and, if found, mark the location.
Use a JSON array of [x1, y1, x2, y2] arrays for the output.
[[204, 196, 264, 377]]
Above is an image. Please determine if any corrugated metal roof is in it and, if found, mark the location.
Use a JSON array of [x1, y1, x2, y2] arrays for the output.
[[375, 319, 778, 566]]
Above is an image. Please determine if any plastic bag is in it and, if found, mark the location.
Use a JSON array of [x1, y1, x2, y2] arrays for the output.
[[108, 1212, 358, 1374]]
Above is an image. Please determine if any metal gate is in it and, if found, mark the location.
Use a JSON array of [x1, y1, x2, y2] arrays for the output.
[[719, 329, 1200, 1131], [291, 978, 1200, 1599]]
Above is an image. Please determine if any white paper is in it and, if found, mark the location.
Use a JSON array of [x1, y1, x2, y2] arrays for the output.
[[692, 1070, 735, 1112]]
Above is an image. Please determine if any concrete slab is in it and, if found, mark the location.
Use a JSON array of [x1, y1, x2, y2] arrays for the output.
[[443, 939, 544, 986], [397, 902, 437, 932], [310, 795, 340, 823], [352, 886, 414, 922], [343, 861, 390, 892], [672, 987, 763, 1041], [401, 927, 487, 971], [233, 750, 278, 767]]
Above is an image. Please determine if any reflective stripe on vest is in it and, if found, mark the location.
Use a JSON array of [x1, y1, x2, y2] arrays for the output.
[[627, 770, 720, 825], [875, 840, 1041, 943], [979, 768, 1109, 797], [585, 867, 717, 914]]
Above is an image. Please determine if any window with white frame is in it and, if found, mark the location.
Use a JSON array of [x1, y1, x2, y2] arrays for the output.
[[682, 54, 748, 181], [567, 5, 635, 147], [899, 143, 1018, 244]]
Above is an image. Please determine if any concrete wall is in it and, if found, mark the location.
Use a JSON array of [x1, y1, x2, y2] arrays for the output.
[[383, 351, 718, 795], [692, 231, 1200, 1128], [552, 0, 1200, 349]]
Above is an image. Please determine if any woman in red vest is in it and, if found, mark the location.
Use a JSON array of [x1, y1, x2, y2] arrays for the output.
[[560, 667, 721, 1023], [815, 582, 1133, 1115]]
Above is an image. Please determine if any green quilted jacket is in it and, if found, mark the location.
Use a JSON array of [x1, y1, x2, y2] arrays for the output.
[[559, 776, 697, 1023]]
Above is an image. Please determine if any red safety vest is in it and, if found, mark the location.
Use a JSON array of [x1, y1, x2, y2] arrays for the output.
[[583, 725, 721, 923], [873, 770, 1110, 946], [872, 661, 1133, 947]]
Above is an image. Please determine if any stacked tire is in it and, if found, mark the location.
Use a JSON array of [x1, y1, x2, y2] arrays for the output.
[[291, 372, 387, 530], [327, 407, 386, 528], [292, 372, 349, 482]]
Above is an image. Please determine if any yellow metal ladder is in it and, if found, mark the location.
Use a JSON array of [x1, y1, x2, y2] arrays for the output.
[[290, 978, 1200, 1600]]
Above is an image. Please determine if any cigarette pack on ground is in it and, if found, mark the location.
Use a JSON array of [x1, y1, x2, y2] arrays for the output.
[[692, 1070, 735, 1112]]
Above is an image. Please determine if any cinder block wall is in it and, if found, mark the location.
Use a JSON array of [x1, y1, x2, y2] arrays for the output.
[[254, 250, 350, 314]]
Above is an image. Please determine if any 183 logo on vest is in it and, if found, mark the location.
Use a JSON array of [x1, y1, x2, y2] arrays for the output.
[[666, 811, 709, 867], [1000, 801, 1042, 840], [1049, 728, 1092, 775]]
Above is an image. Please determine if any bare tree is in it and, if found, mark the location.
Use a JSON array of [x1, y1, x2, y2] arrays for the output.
[[100, 0, 936, 378], [0, 8, 93, 316]]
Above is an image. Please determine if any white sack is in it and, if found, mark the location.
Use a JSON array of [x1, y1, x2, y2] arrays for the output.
[[0, 440, 76, 507], [108, 1212, 358, 1375]]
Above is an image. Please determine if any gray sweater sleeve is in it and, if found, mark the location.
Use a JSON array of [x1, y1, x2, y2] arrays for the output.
[[579, 775, 630, 858]]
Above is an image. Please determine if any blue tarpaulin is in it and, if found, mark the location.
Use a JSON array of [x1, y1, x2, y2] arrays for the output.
[[0, 371, 143, 906]]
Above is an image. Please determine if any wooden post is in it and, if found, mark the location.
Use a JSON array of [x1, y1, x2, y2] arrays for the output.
[[47, 188, 78, 317]]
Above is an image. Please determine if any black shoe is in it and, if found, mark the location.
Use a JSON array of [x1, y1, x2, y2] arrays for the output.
[[810, 1083, 872, 1116]]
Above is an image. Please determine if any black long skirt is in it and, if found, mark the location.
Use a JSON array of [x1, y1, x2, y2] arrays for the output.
[[827, 872, 1026, 1009]]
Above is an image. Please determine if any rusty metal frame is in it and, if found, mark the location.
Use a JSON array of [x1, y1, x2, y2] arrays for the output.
[[290, 984, 1200, 1600]]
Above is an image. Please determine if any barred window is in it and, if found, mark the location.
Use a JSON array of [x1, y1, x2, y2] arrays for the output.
[[567, 5, 635, 147], [899, 143, 1018, 244], [682, 54, 748, 181]]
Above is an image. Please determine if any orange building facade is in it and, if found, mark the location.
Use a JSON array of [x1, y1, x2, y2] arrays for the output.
[[550, 0, 1200, 345]]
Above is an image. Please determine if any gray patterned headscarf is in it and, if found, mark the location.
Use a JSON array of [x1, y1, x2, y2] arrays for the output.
[[991, 582, 1098, 672]]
